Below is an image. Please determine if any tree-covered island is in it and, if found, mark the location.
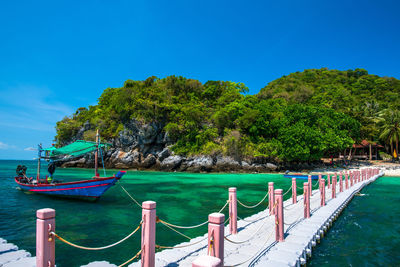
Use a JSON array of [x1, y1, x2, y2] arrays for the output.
[[55, 68, 400, 172]]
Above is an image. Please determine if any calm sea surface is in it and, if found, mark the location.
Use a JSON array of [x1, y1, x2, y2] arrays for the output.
[[0, 160, 398, 266], [309, 176, 400, 266]]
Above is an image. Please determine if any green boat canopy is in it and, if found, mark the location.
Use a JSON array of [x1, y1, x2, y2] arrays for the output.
[[43, 140, 111, 158]]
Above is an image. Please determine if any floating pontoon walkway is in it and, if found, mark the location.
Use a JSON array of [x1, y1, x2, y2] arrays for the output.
[[0, 238, 35, 266], [128, 169, 383, 267], [26, 168, 381, 267]]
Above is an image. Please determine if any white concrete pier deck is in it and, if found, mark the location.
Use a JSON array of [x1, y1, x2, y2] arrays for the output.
[[127, 170, 383, 267], [0, 237, 35, 266]]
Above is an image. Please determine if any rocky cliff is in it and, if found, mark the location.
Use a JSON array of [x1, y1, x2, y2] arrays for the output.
[[59, 119, 285, 173]]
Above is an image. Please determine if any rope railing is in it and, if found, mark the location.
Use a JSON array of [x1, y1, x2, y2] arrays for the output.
[[120, 184, 143, 208], [157, 200, 229, 230], [237, 191, 269, 209], [237, 214, 268, 223], [118, 249, 141, 267], [224, 202, 277, 245], [224, 228, 276, 267], [282, 186, 292, 197], [158, 219, 192, 240], [156, 237, 208, 249], [283, 215, 303, 226], [51, 221, 142, 251]]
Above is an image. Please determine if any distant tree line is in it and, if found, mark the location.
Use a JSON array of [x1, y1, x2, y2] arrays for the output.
[[55, 68, 400, 162]]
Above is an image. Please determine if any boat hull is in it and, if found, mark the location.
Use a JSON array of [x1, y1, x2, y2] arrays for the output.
[[283, 174, 321, 180], [15, 175, 122, 200]]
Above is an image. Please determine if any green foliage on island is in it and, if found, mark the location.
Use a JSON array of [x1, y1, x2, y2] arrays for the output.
[[55, 68, 400, 162]]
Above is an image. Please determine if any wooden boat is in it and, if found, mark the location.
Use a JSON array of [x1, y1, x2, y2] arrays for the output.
[[15, 171, 125, 200], [283, 173, 322, 180], [15, 130, 125, 200]]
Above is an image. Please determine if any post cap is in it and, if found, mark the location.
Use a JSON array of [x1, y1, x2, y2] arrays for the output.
[[292, 178, 296, 181], [208, 213, 225, 224], [268, 182, 274, 186], [229, 187, 237, 192], [274, 189, 283, 194], [304, 182, 308, 186], [142, 201, 156, 210], [192, 255, 222, 267], [37, 208, 55, 219]]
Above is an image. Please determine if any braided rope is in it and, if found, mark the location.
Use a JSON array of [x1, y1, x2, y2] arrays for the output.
[[237, 191, 269, 209], [51, 222, 141, 251], [224, 202, 277, 245], [282, 186, 292, 196], [118, 249, 141, 267], [156, 237, 208, 249], [158, 220, 192, 240], [224, 228, 275, 267], [120, 184, 143, 208], [158, 200, 229, 229]]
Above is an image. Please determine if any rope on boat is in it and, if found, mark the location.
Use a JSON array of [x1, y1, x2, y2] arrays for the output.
[[224, 228, 275, 267], [99, 144, 106, 177], [237, 191, 269, 209], [157, 200, 229, 230], [51, 222, 142, 251], [156, 237, 208, 249], [118, 249, 141, 267], [120, 184, 143, 208]]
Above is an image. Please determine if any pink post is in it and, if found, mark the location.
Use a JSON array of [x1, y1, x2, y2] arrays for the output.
[[308, 175, 312, 197], [320, 178, 326, 206], [275, 189, 284, 242], [141, 201, 156, 267], [345, 172, 348, 189], [303, 182, 310, 218], [228, 187, 237, 235], [36, 208, 55, 267], [208, 213, 225, 264], [268, 182, 275, 215], [192, 256, 221, 267], [327, 174, 331, 189], [350, 171, 353, 187], [332, 175, 336, 199], [318, 174, 322, 194], [292, 178, 297, 204], [339, 172, 343, 192]]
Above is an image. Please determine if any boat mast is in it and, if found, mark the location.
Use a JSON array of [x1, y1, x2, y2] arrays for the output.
[[36, 143, 42, 181], [95, 129, 99, 177]]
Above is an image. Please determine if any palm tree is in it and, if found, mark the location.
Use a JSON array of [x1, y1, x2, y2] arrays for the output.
[[377, 109, 400, 160]]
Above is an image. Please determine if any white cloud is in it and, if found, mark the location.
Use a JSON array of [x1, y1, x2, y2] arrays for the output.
[[0, 141, 16, 150], [24, 147, 37, 151], [0, 84, 75, 132]]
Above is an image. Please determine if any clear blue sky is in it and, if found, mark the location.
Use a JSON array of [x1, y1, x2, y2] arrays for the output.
[[1, 0, 399, 159]]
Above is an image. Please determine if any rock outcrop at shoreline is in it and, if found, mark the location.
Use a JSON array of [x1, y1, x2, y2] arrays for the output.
[[58, 119, 325, 173], [60, 148, 280, 173]]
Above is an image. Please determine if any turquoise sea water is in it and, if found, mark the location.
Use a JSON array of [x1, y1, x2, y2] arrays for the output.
[[309, 176, 400, 266], [1, 160, 398, 266], [0, 160, 303, 266]]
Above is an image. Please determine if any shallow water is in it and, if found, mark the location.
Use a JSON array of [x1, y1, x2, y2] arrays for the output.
[[2, 160, 398, 266], [0, 160, 305, 266], [309, 176, 400, 266]]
